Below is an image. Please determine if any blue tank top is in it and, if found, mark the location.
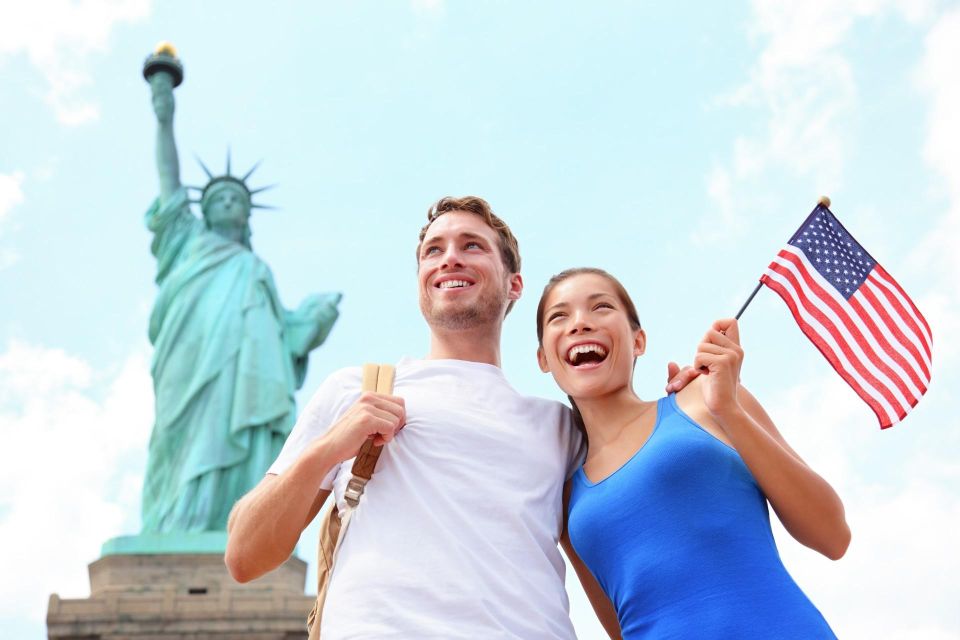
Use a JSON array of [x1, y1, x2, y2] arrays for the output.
[[567, 394, 837, 639]]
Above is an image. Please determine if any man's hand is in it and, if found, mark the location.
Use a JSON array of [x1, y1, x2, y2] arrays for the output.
[[323, 392, 406, 462], [665, 361, 701, 393]]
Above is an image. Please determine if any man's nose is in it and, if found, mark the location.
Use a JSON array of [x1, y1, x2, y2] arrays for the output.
[[440, 245, 465, 269]]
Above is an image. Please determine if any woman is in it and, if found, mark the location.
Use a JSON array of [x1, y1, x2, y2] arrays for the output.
[[536, 268, 850, 639]]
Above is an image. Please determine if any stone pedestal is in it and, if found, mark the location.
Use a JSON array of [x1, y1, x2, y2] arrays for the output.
[[47, 553, 314, 639]]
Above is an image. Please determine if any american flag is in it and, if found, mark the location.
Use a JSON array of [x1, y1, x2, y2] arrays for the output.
[[760, 204, 932, 428]]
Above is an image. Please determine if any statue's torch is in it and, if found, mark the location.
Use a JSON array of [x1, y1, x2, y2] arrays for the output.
[[143, 41, 184, 87]]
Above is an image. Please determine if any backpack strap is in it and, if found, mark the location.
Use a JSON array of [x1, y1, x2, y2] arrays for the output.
[[308, 363, 395, 640], [344, 363, 396, 505]]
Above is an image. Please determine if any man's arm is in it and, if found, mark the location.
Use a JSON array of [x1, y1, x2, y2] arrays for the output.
[[225, 444, 336, 582], [225, 391, 406, 583]]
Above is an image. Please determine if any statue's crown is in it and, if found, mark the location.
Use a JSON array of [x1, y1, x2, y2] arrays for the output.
[[189, 150, 275, 212]]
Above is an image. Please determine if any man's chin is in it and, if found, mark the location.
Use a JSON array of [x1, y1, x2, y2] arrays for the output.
[[422, 303, 500, 332]]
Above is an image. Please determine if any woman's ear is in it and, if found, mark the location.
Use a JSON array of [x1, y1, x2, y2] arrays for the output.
[[537, 346, 550, 373], [633, 329, 647, 357]]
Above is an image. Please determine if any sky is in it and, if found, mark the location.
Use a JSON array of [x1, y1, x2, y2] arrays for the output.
[[1, 1, 959, 638]]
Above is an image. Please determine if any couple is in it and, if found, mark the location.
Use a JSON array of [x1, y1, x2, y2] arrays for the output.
[[225, 196, 849, 639]]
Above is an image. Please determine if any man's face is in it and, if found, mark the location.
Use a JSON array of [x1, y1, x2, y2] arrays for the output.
[[417, 211, 522, 332]]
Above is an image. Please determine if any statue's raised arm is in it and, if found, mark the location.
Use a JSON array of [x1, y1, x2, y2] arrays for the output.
[[145, 43, 183, 205]]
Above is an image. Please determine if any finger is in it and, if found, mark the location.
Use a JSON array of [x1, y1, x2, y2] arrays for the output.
[[667, 361, 680, 381], [697, 342, 729, 357], [694, 353, 722, 372], [363, 406, 405, 433], [712, 318, 740, 344], [701, 327, 736, 348], [666, 365, 700, 392], [358, 392, 406, 419]]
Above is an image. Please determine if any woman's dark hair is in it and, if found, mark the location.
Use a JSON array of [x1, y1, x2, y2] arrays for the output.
[[536, 267, 643, 442]]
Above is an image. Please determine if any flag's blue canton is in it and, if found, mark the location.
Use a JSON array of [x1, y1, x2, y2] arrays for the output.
[[787, 205, 877, 300]]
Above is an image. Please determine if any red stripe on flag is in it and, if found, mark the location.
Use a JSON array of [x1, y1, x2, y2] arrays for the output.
[[874, 264, 932, 341], [858, 280, 931, 381], [760, 273, 894, 427], [776, 250, 920, 407], [766, 261, 906, 420], [868, 268, 932, 360], [846, 293, 929, 397]]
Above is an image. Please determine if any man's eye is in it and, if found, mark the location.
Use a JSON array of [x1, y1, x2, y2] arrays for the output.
[[465, 241, 482, 250], [424, 246, 440, 256]]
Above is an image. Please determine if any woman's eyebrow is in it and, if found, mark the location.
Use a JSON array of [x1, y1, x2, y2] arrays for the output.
[[587, 293, 615, 302]]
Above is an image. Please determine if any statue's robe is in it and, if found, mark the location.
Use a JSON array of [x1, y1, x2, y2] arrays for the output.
[[141, 188, 338, 532]]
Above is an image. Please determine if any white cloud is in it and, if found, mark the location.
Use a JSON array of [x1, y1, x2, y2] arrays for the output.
[[0, 171, 25, 270], [918, 8, 960, 198], [696, 0, 930, 245], [0, 0, 152, 125], [0, 341, 153, 630], [766, 371, 960, 639], [0, 171, 25, 224], [903, 7, 960, 372], [735, 10, 960, 624]]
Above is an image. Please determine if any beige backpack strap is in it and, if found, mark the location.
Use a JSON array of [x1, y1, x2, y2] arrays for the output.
[[307, 363, 395, 640]]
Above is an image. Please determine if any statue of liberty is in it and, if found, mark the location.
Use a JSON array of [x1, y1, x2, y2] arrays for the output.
[[139, 44, 341, 535]]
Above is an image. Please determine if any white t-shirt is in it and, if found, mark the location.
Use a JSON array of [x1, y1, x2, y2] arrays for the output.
[[268, 357, 582, 639]]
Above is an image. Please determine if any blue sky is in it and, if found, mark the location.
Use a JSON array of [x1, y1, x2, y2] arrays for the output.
[[2, 1, 959, 638]]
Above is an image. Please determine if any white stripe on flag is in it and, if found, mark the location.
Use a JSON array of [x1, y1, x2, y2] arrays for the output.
[[864, 273, 933, 371], [781, 247, 926, 400], [851, 281, 931, 387], [762, 266, 901, 424], [770, 253, 913, 413], [870, 267, 933, 351]]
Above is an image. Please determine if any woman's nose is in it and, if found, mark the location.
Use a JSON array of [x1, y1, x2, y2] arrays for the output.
[[569, 312, 593, 334]]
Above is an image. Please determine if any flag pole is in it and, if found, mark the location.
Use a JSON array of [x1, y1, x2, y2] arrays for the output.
[[733, 195, 832, 321], [735, 283, 762, 320]]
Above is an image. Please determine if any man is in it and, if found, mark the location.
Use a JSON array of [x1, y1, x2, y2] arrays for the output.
[[225, 196, 694, 637]]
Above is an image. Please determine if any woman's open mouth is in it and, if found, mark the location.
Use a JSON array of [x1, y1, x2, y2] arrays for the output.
[[565, 343, 609, 369]]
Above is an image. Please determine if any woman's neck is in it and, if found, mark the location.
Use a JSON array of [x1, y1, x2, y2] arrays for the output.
[[576, 387, 651, 448]]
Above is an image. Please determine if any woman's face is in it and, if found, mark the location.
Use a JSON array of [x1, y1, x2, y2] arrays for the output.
[[537, 273, 645, 401]]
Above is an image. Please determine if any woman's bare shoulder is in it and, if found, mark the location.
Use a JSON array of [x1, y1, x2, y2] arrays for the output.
[[671, 375, 731, 445]]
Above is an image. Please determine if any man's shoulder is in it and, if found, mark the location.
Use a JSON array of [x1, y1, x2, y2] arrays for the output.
[[523, 393, 571, 413], [325, 365, 365, 386], [511, 390, 574, 425]]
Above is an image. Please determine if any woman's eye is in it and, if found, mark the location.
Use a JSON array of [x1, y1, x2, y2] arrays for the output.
[[595, 302, 614, 311], [547, 312, 566, 322]]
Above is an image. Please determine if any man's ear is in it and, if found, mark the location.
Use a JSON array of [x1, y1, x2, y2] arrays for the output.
[[537, 346, 549, 373], [634, 329, 647, 357], [508, 273, 523, 301]]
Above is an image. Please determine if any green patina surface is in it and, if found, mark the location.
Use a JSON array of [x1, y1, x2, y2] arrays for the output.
[[117, 49, 341, 553], [102, 532, 228, 556]]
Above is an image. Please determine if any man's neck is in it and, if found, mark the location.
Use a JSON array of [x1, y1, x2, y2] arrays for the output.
[[427, 323, 503, 367]]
